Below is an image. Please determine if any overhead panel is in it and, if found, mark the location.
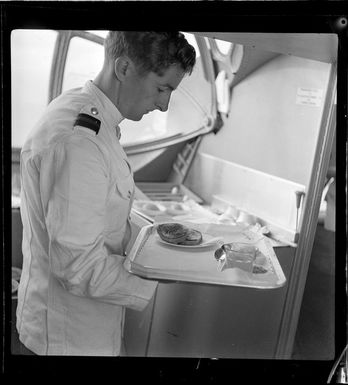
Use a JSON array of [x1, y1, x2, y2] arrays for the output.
[[198, 33, 338, 64]]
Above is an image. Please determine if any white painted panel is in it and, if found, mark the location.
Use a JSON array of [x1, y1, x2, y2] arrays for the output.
[[198, 55, 331, 186], [185, 152, 305, 240]]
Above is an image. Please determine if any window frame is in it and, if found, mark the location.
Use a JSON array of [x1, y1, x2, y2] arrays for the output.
[[49, 30, 104, 102], [209, 37, 234, 63]]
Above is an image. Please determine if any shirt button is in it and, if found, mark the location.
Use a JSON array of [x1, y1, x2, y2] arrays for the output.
[[127, 191, 132, 198], [91, 107, 98, 115]]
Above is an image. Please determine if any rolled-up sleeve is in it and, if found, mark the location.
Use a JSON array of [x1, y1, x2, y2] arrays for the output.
[[43, 134, 157, 310]]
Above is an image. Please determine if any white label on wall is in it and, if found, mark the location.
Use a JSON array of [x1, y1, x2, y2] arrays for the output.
[[296, 87, 323, 107]]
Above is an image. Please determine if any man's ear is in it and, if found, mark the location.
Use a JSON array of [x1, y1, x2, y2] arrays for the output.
[[114, 56, 131, 81]]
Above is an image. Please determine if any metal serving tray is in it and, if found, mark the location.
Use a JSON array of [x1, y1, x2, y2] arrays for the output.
[[124, 222, 286, 289]]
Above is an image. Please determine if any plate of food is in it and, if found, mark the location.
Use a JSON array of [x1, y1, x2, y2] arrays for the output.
[[156, 222, 222, 248]]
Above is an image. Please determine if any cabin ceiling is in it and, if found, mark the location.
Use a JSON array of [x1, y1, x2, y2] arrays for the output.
[[197, 32, 338, 64]]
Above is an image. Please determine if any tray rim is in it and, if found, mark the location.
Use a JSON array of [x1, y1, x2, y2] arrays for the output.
[[125, 224, 287, 289]]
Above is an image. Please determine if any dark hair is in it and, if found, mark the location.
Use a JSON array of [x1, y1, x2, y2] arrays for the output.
[[104, 31, 196, 76]]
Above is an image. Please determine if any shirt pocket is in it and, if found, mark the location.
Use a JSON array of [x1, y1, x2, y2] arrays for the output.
[[115, 175, 133, 200], [104, 171, 134, 234], [114, 158, 134, 202]]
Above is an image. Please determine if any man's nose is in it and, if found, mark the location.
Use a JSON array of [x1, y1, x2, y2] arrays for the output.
[[156, 93, 171, 112]]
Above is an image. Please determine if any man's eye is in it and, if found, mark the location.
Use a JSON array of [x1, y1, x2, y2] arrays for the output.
[[158, 88, 165, 93]]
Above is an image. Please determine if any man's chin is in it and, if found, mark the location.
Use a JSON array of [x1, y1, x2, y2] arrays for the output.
[[127, 113, 144, 121]]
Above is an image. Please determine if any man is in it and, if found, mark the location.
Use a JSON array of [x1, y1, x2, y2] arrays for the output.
[[17, 31, 196, 356]]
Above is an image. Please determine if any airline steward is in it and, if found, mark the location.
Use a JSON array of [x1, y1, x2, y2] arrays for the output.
[[17, 31, 196, 355]]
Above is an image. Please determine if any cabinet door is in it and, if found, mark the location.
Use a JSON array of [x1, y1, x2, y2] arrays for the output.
[[144, 248, 294, 358], [124, 244, 294, 358]]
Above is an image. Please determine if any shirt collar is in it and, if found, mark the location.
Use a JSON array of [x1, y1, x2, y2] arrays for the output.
[[83, 80, 124, 128]]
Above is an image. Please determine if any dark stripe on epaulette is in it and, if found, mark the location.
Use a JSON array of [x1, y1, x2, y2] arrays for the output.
[[74, 113, 101, 134]]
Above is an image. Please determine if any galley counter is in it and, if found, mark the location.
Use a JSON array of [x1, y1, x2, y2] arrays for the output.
[[123, 210, 295, 359]]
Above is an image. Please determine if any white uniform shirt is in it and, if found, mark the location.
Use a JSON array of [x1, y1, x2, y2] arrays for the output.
[[17, 81, 157, 356]]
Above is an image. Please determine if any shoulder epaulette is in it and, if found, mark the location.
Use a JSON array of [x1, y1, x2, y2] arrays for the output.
[[74, 113, 101, 135]]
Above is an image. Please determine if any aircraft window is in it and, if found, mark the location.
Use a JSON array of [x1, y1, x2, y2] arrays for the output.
[[62, 36, 104, 91], [11, 30, 210, 154], [11, 29, 57, 148]]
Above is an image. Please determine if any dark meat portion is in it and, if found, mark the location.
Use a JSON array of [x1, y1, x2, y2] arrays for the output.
[[179, 229, 202, 246], [157, 223, 188, 244], [157, 223, 202, 246]]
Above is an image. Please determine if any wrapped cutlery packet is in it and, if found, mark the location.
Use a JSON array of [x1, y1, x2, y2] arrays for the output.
[[214, 242, 267, 274]]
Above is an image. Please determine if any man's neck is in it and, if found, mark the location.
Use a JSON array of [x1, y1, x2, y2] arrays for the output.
[[93, 68, 121, 110]]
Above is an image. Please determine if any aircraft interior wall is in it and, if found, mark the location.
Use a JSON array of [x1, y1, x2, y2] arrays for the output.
[[185, 54, 332, 204]]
